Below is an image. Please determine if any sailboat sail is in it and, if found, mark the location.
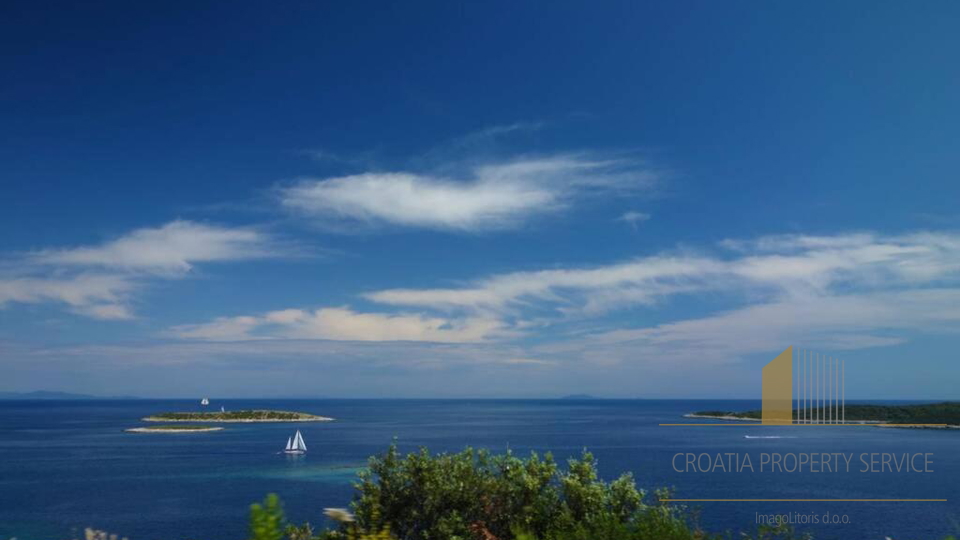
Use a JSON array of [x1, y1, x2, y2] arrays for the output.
[[282, 430, 307, 453], [294, 430, 307, 451]]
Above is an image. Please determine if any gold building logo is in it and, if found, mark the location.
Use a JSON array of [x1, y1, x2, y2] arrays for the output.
[[762, 346, 845, 425]]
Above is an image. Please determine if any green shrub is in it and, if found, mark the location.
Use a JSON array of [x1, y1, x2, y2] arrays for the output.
[[349, 444, 710, 540], [251, 444, 820, 540], [250, 494, 286, 540]]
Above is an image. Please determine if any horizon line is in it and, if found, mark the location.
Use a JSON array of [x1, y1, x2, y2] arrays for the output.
[[2, 393, 959, 401]]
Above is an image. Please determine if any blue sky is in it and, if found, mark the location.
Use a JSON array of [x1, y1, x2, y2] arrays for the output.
[[1, 1, 958, 398]]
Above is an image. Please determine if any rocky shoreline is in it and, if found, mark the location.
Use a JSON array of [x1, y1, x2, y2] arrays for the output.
[[875, 423, 960, 430], [126, 426, 225, 433]]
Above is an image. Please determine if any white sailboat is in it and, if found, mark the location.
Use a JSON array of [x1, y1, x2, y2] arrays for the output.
[[284, 430, 307, 454], [200, 397, 210, 406]]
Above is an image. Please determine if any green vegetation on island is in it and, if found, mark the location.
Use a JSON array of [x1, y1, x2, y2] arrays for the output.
[[142, 409, 333, 423], [691, 401, 960, 425]]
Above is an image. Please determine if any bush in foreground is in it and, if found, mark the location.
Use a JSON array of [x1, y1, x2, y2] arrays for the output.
[[249, 444, 810, 540]]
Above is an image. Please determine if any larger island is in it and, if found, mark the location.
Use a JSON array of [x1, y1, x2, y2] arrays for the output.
[[689, 401, 960, 428], [142, 409, 334, 423]]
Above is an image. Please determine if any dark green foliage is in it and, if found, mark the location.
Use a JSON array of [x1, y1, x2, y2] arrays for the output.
[[145, 410, 328, 422], [350, 444, 721, 540], [286, 523, 316, 540], [827, 402, 960, 424], [353, 445, 562, 540]]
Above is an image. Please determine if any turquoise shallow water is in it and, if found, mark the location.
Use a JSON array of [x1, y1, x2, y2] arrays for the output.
[[0, 399, 956, 540]]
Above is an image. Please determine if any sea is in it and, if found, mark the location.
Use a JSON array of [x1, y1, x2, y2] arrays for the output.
[[0, 399, 956, 540]]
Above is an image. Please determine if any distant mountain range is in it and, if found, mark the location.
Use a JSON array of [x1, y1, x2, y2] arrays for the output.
[[0, 390, 139, 400], [559, 394, 600, 400]]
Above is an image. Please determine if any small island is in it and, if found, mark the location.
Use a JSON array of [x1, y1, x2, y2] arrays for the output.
[[142, 409, 334, 423], [688, 401, 960, 427], [126, 425, 224, 433]]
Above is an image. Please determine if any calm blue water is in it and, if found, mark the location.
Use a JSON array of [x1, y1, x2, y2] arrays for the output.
[[0, 399, 956, 540]]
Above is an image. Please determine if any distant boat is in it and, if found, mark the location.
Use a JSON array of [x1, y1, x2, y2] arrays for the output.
[[220, 405, 225, 412], [284, 430, 307, 454], [200, 398, 210, 406]]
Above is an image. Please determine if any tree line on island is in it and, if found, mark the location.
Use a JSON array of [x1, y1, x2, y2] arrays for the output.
[[142, 410, 333, 422]]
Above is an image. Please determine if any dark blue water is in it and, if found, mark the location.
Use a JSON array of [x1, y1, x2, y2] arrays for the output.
[[0, 400, 956, 540]]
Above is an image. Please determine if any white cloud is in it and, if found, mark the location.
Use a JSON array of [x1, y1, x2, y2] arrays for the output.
[[171, 307, 508, 343], [31, 220, 274, 273], [172, 315, 264, 340], [367, 232, 960, 318], [0, 220, 282, 319], [279, 155, 658, 231], [539, 288, 960, 367], [79, 303, 135, 320], [355, 230, 960, 360], [366, 255, 727, 314], [618, 211, 650, 227], [497, 357, 556, 366], [0, 274, 135, 320], [171, 230, 960, 353], [13, 227, 960, 398]]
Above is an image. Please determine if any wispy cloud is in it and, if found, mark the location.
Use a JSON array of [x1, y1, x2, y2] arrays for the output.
[[0, 220, 283, 319], [17, 231, 960, 397], [366, 255, 720, 315], [278, 154, 659, 231], [171, 307, 509, 343], [423, 122, 544, 161], [30, 220, 275, 274], [171, 230, 960, 355], [618, 210, 650, 229], [367, 231, 960, 317], [357, 231, 960, 359], [299, 123, 544, 171], [0, 274, 136, 320], [537, 288, 960, 368]]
